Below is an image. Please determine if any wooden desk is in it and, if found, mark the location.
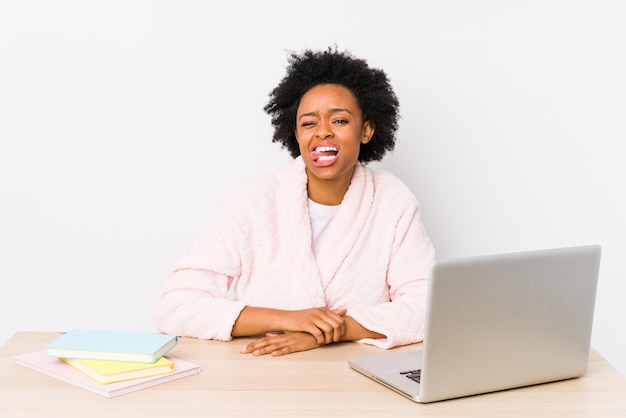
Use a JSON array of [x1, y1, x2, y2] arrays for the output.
[[2, 332, 626, 417]]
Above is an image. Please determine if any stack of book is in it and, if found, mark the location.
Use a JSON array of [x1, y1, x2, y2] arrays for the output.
[[13, 329, 200, 398]]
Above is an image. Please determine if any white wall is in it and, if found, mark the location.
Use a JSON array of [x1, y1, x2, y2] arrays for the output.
[[1, 1, 624, 377]]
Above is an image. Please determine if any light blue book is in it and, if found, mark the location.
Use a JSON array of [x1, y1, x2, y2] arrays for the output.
[[46, 329, 178, 363]]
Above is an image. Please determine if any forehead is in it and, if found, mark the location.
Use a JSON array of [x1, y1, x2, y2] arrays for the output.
[[297, 84, 361, 114]]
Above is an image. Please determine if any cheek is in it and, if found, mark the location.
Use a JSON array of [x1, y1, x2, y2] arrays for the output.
[[298, 141, 307, 155], [295, 130, 310, 148]]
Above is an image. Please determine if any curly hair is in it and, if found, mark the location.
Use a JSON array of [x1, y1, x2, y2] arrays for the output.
[[264, 47, 400, 163]]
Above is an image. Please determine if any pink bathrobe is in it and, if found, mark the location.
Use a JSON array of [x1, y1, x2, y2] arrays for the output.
[[154, 157, 435, 349]]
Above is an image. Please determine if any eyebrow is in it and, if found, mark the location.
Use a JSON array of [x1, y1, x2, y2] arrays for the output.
[[298, 108, 353, 120]]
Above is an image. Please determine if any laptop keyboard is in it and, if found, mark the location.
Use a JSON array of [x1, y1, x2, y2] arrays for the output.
[[400, 369, 421, 383]]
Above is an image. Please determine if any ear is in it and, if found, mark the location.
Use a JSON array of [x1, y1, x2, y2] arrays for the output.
[[361, 120, 375, 144]]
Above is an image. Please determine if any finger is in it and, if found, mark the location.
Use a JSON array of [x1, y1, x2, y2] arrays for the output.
[[316, 323, 335, 345], [331, 321, 345, 343], [324, 328, 334, 345], [316, 315, 345, 343], [252, 334, 299, 356], [240, 335, 276, 354], [303, 324, 326, 345], [240, 341, 262, 354], [270, 346, 294, 356], [250, 341, 281, 356], [313, 322, 335, 345], [333, 308, 348, 316], [325, 314, 346, 343], [270, 333, 319, 356], [295, 308, 345, 344]]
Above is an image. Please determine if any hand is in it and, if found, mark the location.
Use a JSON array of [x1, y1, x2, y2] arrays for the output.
[[231, 306, 349, 345], [280, 308, 347, 345], [240, 332, 321, 356]]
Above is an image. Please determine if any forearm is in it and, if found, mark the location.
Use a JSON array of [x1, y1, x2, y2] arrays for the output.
[[347, 295, 427, 348], [231, 306, 285, 337], [340, 316, 385, 341], [155, 289, 245, 341], [239, 314, 387, 357], [233, 306, 359, 344]]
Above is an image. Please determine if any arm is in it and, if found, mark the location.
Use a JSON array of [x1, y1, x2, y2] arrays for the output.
[[232, 306, 350, 344], [232, 307, 385, 342], [341, 315, 386, 341], [236, 178, 433, 354], [347, 203, 435, 349], [237, 310, 385, 356], [154, 267, 246, 341], [154, 203, 248, 341]]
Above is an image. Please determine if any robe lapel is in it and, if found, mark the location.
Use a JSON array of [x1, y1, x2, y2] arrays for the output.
[[280, 158, 326, 303], [315, 163, 374, 288]]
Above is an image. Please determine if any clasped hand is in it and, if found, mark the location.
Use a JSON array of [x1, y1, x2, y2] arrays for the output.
[[240, 307, 347, 356]]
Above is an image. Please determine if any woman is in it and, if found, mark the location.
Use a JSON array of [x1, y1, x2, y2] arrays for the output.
[[154, 47, 435, 356]]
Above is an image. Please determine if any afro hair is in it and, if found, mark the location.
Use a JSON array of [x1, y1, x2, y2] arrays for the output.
[[264, 47, 400, 163]]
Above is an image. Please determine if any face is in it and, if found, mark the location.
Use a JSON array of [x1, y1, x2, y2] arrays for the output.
[[295, 84, 374, 204]]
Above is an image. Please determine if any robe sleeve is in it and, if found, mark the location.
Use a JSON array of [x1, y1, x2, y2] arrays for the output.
[[153, 201, 247, 341], [347, 201, 435, 349]]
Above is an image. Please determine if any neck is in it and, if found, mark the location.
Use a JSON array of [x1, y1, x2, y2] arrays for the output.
[[306, 170, 353, 206]]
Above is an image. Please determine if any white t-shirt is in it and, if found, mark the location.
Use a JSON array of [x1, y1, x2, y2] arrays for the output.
[[307, 198, 340, 257]]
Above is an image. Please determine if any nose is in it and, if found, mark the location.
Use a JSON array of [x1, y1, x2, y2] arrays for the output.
[[314, 119, 333, 139]]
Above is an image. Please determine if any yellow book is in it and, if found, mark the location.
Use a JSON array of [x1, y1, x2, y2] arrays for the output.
[[61, 356, 175, 384]]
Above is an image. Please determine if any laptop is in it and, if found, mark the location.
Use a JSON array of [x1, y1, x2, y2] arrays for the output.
[[349, 244, 601, 403]]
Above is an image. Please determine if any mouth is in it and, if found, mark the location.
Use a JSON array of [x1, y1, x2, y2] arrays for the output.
[[310, 145, 339, 166]]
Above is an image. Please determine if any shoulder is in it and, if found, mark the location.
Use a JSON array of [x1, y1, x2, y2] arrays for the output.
[[235, 158, 303, 196], [366, 166, 419, 207], [219, 158, 305, 213], [370, 167, 410, 188]]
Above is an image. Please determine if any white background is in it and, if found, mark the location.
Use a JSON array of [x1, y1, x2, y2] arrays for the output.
[[1, 1, 624, 377]]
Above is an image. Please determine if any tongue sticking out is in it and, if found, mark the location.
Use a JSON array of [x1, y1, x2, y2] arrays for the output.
[[310, 146, 339, 164]]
